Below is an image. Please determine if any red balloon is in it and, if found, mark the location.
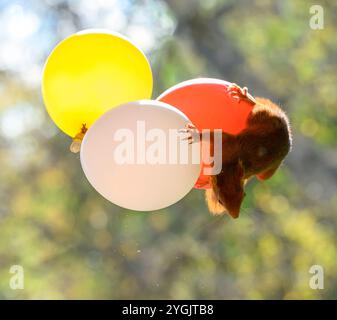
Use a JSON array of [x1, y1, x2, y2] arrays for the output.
[[157, 78, 254, 189]]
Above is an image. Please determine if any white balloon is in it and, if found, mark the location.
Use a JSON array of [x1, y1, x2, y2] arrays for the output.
[[80, 100, 201, 211]]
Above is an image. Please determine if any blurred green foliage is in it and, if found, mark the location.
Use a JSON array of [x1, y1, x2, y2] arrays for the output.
[[0, 0, 337, 299]]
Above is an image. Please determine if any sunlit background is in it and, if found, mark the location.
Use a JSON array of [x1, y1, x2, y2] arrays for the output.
[[0, 0, 337, 299]]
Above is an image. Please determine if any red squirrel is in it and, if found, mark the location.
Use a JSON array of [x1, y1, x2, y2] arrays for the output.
[[182, 84, 292, 219]]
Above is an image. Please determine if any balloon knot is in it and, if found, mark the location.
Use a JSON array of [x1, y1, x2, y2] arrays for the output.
[[70, 124, 88, 153]]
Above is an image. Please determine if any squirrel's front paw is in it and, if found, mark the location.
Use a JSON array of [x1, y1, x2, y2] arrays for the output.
[[227, 83, 256, 105], [178, 123, 200, 144]]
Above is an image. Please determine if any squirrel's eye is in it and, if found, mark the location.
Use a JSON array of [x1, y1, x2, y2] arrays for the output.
[[258, 147, 267, 157]]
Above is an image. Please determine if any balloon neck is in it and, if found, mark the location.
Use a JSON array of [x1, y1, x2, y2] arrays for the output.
[[70, 124, 88, 153]]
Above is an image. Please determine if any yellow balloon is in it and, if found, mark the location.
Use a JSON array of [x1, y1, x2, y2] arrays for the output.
[[42, 29, 153, 137]]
